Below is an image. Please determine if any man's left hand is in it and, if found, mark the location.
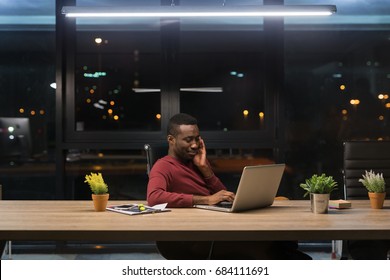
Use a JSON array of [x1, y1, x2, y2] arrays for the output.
[[193, 137, 213, 178]]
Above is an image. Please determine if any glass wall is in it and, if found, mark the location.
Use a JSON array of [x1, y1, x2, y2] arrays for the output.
[[284, 0, 390, 198], [1, 0, 390, 200], [65, 148, 148, 199], [179, 31, 266, 131], [0, 1, 56, 199], [59, 0, 276, 199], [75, 26, 162, 132]]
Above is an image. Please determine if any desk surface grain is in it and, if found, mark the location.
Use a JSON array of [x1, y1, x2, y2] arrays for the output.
[[0, 200, 389, 241]]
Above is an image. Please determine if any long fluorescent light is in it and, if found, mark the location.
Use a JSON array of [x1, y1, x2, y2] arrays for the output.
[[132, 87, 223, 93], [132, 88, 161, 93], [62, 5, 337, 18], [180, 87, 223, 93]]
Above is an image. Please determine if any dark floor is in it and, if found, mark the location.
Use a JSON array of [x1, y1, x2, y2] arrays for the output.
[[1, 241, 339, 260]]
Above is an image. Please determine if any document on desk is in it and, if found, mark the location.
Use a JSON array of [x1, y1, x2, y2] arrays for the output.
[[106, 203, 170, 216]]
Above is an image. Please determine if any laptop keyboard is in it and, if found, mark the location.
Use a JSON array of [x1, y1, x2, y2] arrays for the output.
[[216, 201, 233, 208]]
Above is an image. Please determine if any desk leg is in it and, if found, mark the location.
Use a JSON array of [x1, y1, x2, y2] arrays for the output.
[[1, 240, 6, 258], [0, 241, 12, 259]]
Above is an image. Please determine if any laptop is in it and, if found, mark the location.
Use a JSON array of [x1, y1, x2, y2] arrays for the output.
[[194, 163, 285, 213]]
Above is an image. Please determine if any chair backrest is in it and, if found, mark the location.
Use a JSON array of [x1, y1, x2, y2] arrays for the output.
[[144, 143, 168, 176], [343, 141, 390, 200]]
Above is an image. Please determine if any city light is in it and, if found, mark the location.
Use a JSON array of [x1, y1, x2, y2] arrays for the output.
[[93, 103, 104, 109], [84, 72, 107, 78], [259, 112, 264, 126], [350, 99, 360, 105], [230, 71, 244, 78]]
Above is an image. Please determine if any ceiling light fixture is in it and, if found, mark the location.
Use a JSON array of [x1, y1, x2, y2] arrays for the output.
[[132, 87, 223, 93], [62, 5, 337, 18]]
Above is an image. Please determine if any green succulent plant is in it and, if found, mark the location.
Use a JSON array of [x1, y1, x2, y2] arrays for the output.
[[299, 173, 338, 197], [359, 170, 386, 193]]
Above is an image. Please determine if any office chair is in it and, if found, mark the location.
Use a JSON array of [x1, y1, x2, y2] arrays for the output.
[[144, 143, 168, 176], [343, 141, 390, 199], [144, 144, 153, 176], [336, 140, 390, 259]]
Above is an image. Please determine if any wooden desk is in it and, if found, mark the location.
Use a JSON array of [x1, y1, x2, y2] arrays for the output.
[[0, 200, 390, 242]]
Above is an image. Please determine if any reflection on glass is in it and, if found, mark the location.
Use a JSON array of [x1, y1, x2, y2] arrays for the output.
[[75, 31, 161, 131], [64, 147, 275, 198], [180, 31, 265, 131]]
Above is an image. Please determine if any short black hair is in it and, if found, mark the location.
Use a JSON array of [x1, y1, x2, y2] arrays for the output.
[[167, 113, 198, 136]]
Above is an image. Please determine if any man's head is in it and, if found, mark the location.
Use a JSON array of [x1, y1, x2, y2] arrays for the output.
[[167, 113, 200, 161]]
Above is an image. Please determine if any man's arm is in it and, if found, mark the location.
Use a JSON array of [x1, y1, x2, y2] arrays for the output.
[[192, 137, 214, 178], [193, 190, 235, 205], [192, 137, 235, 204], [147, 172, 193, 208]]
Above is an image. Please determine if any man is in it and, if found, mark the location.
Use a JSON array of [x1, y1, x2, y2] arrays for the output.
[[147, 113, 311, 260], [147, 113, 234, 208]]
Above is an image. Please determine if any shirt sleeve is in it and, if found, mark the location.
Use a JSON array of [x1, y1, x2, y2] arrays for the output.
[[146, 161, 194, 208], [204, 173, 227, 194]]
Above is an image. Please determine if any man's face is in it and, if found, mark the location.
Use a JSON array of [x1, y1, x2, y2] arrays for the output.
[[169, 124, 200, 161]]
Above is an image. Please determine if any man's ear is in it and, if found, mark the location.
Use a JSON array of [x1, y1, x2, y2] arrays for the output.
[[167, 135, 175, 144]]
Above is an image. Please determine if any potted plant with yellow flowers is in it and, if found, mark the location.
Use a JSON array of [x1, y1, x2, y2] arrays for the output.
[[359, 170, 386, 209], [84, 172, 109, 211], [300, 173, 338, 214]]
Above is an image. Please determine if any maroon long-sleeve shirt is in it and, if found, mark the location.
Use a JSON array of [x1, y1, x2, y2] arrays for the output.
[[146, 155, 226, 208]]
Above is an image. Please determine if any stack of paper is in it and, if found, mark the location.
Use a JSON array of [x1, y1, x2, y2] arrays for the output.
[[329, 199, 352, 209], [106, 203, 170, 215]]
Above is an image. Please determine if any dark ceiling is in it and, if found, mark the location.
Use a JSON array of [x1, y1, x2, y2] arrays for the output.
[[0, 0, 389, 30]]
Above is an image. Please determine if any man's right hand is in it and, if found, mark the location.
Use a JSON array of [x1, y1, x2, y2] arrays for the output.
[[193, 190, 235, 205]]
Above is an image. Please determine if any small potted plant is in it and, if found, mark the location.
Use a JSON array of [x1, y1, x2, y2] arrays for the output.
[[84, 172, 109, 211], [359, 170, 386, 209], [300, 173, 338, 214]]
